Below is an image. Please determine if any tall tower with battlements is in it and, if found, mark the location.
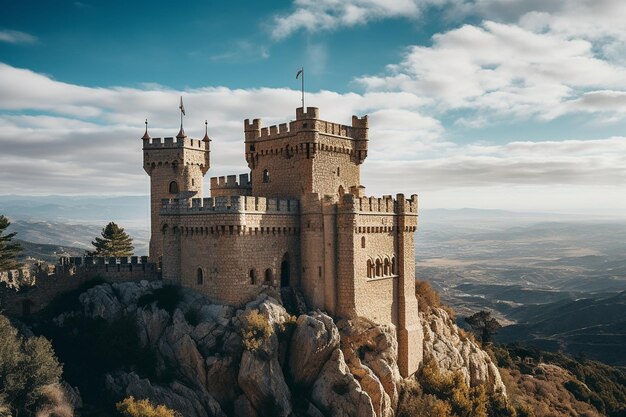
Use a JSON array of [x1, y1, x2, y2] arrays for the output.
[[142, 128, 211, 262], [244, 107, 368, 199]]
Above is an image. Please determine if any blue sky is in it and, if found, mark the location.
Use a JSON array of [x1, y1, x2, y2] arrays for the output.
[[1, 0, 626, 214]]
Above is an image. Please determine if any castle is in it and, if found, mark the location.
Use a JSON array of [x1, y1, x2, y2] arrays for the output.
[[143, 106, 423, 377]]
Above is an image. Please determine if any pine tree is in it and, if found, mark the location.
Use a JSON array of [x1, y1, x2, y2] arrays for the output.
[[0, 215, 21, 270], [465, 310, 502, 346], [89, 222, 134, 257]]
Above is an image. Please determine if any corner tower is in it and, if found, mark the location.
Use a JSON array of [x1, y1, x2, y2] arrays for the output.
[[142, 125, 211, 262]]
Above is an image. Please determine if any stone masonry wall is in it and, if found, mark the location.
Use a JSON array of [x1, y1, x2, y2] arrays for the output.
[[0, 257, 158, 317], [159, 196, 300, 307]]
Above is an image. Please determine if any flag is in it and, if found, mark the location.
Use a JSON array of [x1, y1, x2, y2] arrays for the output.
[[296, 68, 303, 79], [179, 96, 186, 116]]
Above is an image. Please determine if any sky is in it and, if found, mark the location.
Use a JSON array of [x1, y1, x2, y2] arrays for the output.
[[1, 0, 626, 215]]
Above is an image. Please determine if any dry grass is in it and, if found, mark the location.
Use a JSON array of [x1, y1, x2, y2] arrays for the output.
[[241, 309, 273, 352]]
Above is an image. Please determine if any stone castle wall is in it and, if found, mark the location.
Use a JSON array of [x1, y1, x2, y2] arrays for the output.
[[160, 195, 300, 306], [0, 256, 158, 317]]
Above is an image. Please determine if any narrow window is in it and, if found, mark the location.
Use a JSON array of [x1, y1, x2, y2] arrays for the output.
[[263, 169, 270, 183], [264, 268, 273, 284], [197, 268, 204, 285], [249, 269, 257, 284], [337, 167, 340, 176], [192, 178, 195, 186], [318, 266, 322, 277], [361, 236, 366, 248], [392, 257, 396, 275], [169, 181, 179, 194], [384, 258, 390, 276], [375, 259, 382, 277], [367, 260, 372, 278]]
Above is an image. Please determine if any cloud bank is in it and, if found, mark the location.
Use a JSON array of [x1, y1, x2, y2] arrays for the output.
[[1, 62, 625, 214]]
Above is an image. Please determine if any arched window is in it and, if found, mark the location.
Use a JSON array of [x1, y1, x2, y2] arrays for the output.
[[391, 257, 396, 275], [169, 181, 179, 194], [361, 236, 366, 248], [384, 258, 390, 276], [375, 259, 382, 277], [197, 268, 204, 285], [262, 169, 270, 183], [366, 259, 373, 278], [249, 269, 257, 284], [264, 268, 273, 284]]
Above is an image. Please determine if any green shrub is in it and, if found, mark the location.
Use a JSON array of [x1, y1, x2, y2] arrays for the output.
[[241, 310, 272, 352], [116, 396, 180, 417], [0, 314, 62, 416]]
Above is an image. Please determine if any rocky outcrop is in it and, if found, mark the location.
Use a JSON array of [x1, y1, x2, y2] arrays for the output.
[[105, 372, 225, 417], [311, 349, 375, 417], [237, 296, 293, 417], [289, 312, 339, 387], [67, 282, 507, 417], [338, 318, 403, 417], [420, 307, 506, 394]]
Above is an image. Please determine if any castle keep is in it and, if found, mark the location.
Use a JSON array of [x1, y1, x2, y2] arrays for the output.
[[143, 107, 423, 377]]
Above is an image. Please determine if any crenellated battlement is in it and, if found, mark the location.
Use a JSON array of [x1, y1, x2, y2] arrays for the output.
[[210, 173, 252, 196], [60, 256, 150, 266], [339, 193, 418, 214], [161, 195, 300, 215], [244, 107, 368, 142], [143, 136, 210, 150]]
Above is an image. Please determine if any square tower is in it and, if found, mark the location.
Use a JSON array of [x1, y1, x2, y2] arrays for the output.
[[244, 107, 368, 199]]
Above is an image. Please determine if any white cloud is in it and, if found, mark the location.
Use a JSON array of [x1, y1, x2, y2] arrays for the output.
[[0, 62, 625, 212], [0, 29, 37, 45], [271, 0, 437, 39], [357, 21, 626, 121]]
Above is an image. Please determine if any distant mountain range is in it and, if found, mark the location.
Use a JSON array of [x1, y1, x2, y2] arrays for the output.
[[497, 291, 626, 366], [0, 195, 150, 224], [15, 239, 85, 263]]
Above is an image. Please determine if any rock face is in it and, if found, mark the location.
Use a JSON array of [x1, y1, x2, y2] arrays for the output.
[[67, 283, 507, 417], [420, 307, 506, 394], [289, 312, 339, 387]]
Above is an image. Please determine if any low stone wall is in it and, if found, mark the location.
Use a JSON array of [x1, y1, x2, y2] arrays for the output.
[[0, 257, 159, 317]]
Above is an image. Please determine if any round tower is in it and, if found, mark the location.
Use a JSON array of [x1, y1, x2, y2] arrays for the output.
[[142, 121, 211, 262]]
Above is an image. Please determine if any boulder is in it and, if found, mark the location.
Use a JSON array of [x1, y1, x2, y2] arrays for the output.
[[289, 312, 340, 387], [105, 371, 225, 417], [237, 297, 292, 417], [79, 284, 123, 321], [205, 356, 238, 407], [311, 349, 375, 417]]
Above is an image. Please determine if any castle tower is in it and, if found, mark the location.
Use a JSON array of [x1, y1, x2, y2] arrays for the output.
[[244, 107, 368, 199], [142, 124, 211, 262]]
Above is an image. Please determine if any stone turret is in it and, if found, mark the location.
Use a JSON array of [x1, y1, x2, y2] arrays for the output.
[[143, 128, 211, 262]]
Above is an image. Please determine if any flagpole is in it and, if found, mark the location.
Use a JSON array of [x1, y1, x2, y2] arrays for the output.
[[301, 67, 305, 108]]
